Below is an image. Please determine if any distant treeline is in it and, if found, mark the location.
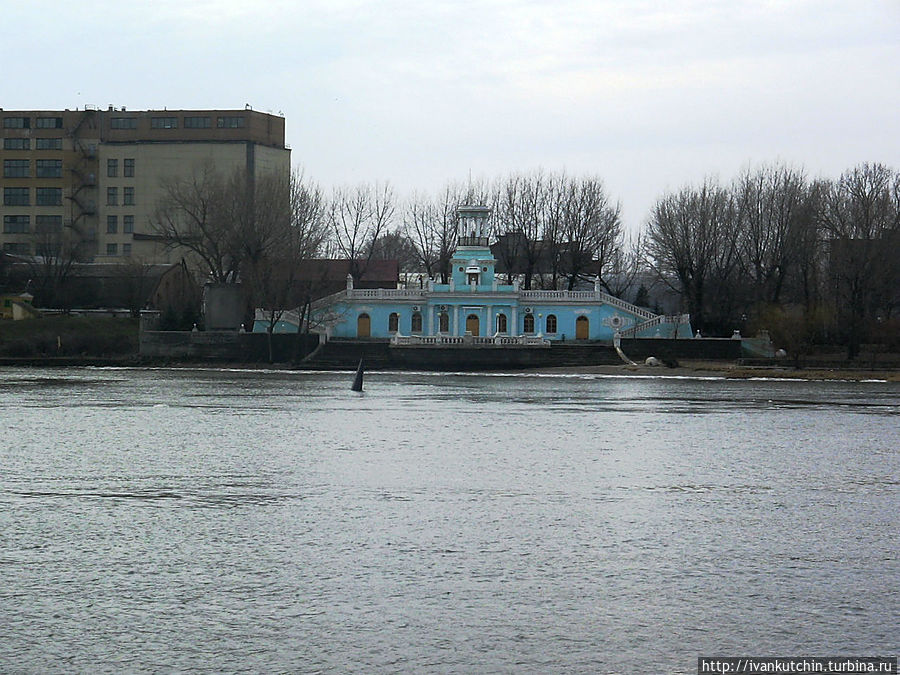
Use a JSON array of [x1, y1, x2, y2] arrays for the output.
[[4, 160, 896, 360]]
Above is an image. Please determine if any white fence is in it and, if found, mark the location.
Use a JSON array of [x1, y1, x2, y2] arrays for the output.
[[392, 334, 550, 347]]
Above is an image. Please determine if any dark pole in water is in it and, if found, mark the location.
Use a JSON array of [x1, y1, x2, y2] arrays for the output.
[[351, 359, 364, 392]]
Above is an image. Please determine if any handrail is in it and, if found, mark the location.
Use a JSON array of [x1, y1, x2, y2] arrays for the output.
[[347, 288, 427, 300], [518, 289, 657, 319], [619, 313, 691, 338], [619, 316, 662, 338]]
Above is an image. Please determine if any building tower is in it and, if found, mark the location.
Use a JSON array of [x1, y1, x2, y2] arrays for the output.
[[456, 204, 491, 247], [450, 204, 497, 290]]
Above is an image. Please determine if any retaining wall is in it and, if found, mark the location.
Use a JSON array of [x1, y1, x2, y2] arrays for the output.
[[140, 330, 319, 362]]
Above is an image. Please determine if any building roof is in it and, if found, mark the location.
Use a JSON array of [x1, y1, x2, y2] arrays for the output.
[[293, 259, 399, 284], [257, 258, 400, 308]]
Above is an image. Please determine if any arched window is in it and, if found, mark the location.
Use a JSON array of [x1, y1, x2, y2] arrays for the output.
[[546, 314, 557, 334], [496, 313, 507, 333], [411, 311, 423, 333], [388, 312, 399, 332], [439, 312, 449, 332], [523, 313, 535, 333]]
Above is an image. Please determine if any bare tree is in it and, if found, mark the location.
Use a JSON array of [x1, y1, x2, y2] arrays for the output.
[[151, 162, 237, 283], [733, 163, 808, 308], [371, 229, 420, 273], [245, 171, 328, 360], [328, 182, 395, 281], [820, 162, 899, 358], [403, 182, 492, 283], [27, 217, 92, 309], [404, 191, 453, 283], [644, 177, 739, 334], [562, 175, 622, 291], [603, 232, 644, 299], [497, 171, 550, 290]]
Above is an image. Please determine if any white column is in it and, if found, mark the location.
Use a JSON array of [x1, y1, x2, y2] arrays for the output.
[[427, 305, 433, 335], [454, 305, 460, 336], [486, 305, 493, 335], [511, 306, 518, 335]]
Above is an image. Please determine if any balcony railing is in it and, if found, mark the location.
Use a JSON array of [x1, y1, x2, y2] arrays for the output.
[[347, 288, 427, 300], [391, 334, 550, 347]]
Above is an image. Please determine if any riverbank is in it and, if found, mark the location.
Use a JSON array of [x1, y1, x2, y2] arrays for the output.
[[2, 356, 898, 381], [539, 360, 900, 382]]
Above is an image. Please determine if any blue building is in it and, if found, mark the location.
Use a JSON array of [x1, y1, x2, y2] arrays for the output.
[[259, 205, 692, 342]]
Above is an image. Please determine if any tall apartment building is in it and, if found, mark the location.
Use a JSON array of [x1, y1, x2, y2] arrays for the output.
[[0, 107, 290, 263]]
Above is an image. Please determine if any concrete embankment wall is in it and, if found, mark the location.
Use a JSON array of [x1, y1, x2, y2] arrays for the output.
[[140, 331, 319, 362], [620, 338, 742, 361], [138, 331, 742, 368], [304, 338, 741, 370], [307, 341, 623, 371]]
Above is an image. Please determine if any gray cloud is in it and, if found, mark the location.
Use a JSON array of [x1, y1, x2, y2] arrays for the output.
[[2, 0, 897, 230]]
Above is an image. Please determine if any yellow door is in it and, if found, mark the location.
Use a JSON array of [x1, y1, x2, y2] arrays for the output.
[[575, 315, 589, 340], [466, 314, 480, 336], [357, 313, 371, 338]]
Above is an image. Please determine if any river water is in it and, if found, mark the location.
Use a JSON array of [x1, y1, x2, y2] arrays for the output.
[[1, 367, 897, 673]]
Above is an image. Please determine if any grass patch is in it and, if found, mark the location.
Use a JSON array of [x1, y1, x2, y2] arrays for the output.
[[0, 316, 139, 357]]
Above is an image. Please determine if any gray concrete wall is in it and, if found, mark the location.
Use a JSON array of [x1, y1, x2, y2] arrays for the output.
[[203, 284, 245, 330], [140, 330, 319, 362]]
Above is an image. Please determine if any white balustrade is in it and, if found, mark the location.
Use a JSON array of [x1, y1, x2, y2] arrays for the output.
[[391, 334, 549, 347]]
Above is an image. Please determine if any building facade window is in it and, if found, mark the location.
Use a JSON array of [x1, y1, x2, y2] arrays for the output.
[[123, 215, 134, 234], [497, 313, 508, 333], [110, 117, 137, 129], [3, 138, 30, 150], [107, 159, 118, 177], [35, 215, 62, 233], [3, 242, 30, 254], [35, 117, 63, 129], [3, 159, 29, 177], [151, 116, 178, 129], [411, 311, 423, 333], [123, 187, 135, 205], [122, 243, 132, 255], [35, 159, 62, 178], [107, 243, 118, 256], [3, 215, 30, 234], [439, 312, 449, 332], [36, 188, 62, 206], [35, 138, 62, 150], [523, 313, 535, 333], [107, 187, 118, 205], [3, 188, 29, 206], [184, 116, 211, 128], [388, 313, 399, 332], [217, 116, 245, 128], [124, 158, 135, 177], [3, 117, 29, 129], [107, 216, 118, 233], [546, 314, 557, 333]]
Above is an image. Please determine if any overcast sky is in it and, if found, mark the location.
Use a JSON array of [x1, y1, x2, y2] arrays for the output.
[[3, 0, 898, 232]]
